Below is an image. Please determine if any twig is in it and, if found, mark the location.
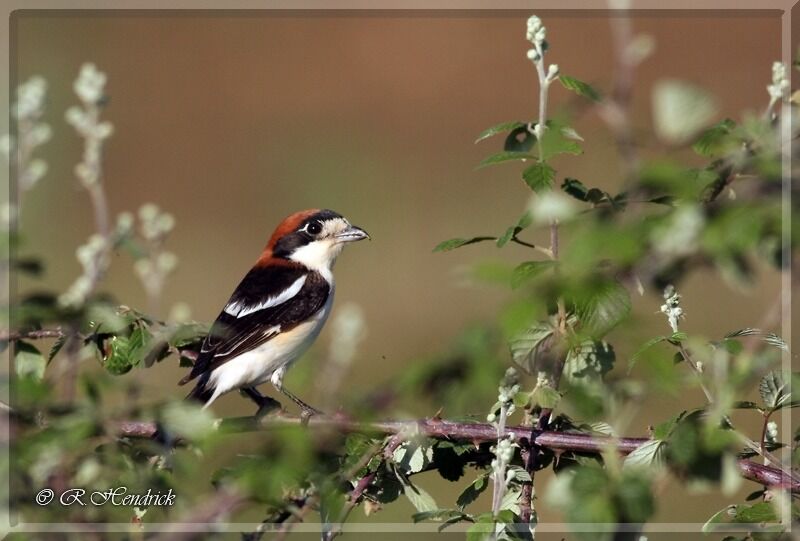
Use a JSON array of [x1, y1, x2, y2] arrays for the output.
[[0, 328, 66, 341]]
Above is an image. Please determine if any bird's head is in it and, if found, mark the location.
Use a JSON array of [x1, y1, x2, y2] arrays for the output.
[[261, 209, 369, 272]]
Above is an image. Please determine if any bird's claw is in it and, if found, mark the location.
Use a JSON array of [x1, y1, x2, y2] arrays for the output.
[[299, 407, 322, 425]]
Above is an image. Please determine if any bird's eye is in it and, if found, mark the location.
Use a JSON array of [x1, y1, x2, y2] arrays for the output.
[[306, 221, 322, 235]]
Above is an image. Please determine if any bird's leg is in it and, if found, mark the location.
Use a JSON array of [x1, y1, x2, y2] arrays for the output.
[[277, 386, 323, 418], [270, 367, 323, 420], [240, 387, 281, 418]]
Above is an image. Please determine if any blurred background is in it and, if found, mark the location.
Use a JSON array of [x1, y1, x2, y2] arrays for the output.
[[10, 9, 794, 538]]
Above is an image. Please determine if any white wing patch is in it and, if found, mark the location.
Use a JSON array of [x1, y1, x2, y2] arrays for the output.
[[224, 275, 307, 318]]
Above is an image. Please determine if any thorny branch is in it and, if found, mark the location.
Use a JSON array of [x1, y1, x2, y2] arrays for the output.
[[111, 413, 800, 493]]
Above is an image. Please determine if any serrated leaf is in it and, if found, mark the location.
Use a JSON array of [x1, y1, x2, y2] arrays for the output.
[[623, 439, 665, 470], [509, 321, 555, 374], [499, 488, 521, 514], [564, 340, 615, 383], [393, 442, 434, 474], [732, 502, 778, 523], [759, 371, 789, 410], [652, 79, 718, 144], [558, 75, 601, 101], [457, 473, 489, 510], [475, 121, 526, 144], [47, 335, 66, 364], [433, 237, 495, 253], [15, 341, 45, 380], [477, 151, 536, 168], [724, 328, 787, 351], [511, 260, 556, 289], [692, 118, 736, 157], [403, 482, 438, 513], [575, 279, 631, 339], [522, 162, 555, 192], [507, 465, 532, 483]]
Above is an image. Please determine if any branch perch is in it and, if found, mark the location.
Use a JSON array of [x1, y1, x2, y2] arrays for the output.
[[113, 413, 800, 493]]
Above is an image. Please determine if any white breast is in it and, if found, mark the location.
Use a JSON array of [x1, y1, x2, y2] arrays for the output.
[[205, 287, 335, 404]]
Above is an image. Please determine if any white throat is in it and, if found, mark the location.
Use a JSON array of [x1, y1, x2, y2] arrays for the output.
[[288, 238, 342, 283]]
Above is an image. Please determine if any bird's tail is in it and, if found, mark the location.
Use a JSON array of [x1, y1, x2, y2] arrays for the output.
[[185, 374, 214, 405]]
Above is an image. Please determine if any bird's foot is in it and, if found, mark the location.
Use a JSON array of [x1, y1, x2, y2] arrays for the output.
[[299, 406, 322, 425]]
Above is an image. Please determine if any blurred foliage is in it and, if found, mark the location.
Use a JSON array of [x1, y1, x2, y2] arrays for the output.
[[2, 13, 799, 541]]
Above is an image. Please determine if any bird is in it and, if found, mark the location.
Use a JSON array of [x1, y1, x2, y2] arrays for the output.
[[178, 209, 369, 417]]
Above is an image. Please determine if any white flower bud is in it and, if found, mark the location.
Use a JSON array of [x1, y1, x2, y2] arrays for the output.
[[74, 63, 107, 104], [15, 76, 47, 119], [547, 64, 560, 80], [157, 252, 178, 273], [766, 421, 778, 443], [526, 48, 540, 62]]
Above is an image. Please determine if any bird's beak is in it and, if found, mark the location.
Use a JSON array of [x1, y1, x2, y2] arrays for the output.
[[335, 225, 370, 243]]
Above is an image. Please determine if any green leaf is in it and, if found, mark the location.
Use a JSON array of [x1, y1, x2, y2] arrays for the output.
[[732, 502, 778, 523], [558, 75, 601, 101], [511, 260, 556, 289], [629, 336, 668, 369], [509, 321, 555, 375], [393, 441, 434, 474], [456, 473, 489, 510], [522, 162, 555, 192], [564, 340, 615, 383], [623, 439, 665, 470], [759, 370, 789, 410], [127, 327, 152, 367], [433, 237, 495, 253], [499, 488, 521, 514], [530, 384, 561, 409], [574, 279, 631, 339], [103, 336, 134, 375], [496, 212, 532, 248], [692, 118, 736, 157], [477, 151, 536, 168], [15, 341, 46, 380], [403, 482, 439, 513], [475, 121, 526, 144], [702, 506, 735, 533], [653, 411, 687, 440], [538, 126, 583, 161], [652, 79, 718, 144]]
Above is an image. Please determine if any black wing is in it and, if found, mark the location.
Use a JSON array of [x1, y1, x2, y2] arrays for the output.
[[179, 264, 330, 385]]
